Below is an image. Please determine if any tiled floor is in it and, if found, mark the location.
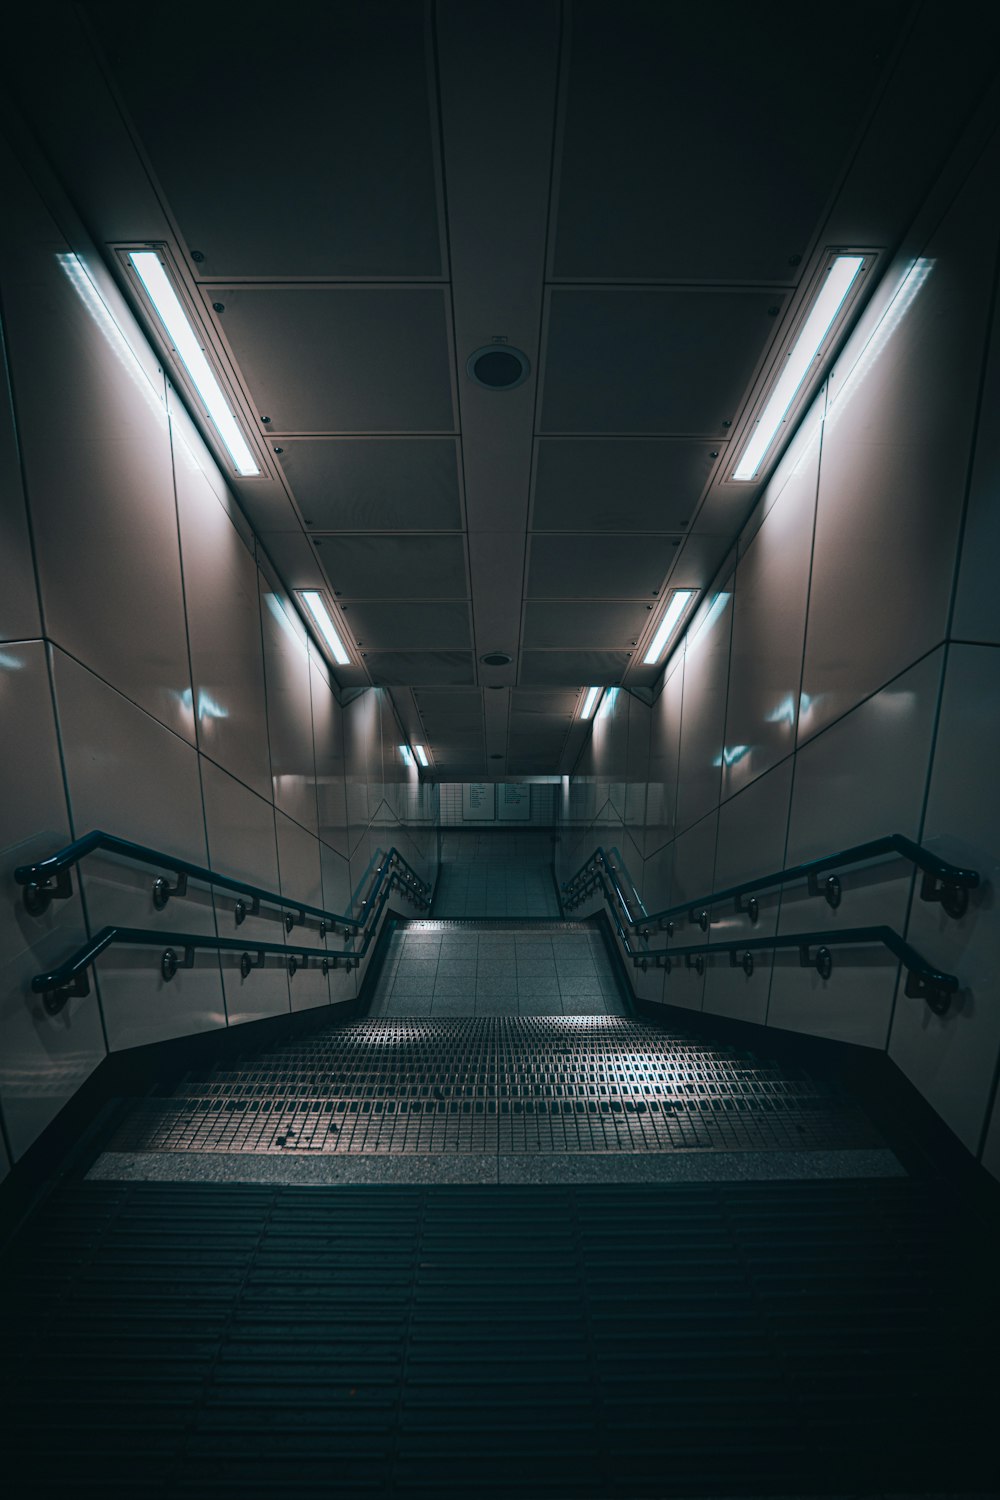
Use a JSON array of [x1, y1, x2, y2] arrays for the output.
[[368, 922, 628, 1017], [432, 829, 562, 918]]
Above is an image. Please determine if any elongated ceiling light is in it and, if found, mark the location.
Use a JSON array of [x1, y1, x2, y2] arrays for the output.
[[399, 745, 415, 767], [295, 590, 351, 665], [413, 745, 430, 768], [128, 251, 260, 476], [733, 254, 864, 481], [580, 686, 601, 719], [643, 589, 697, 665]]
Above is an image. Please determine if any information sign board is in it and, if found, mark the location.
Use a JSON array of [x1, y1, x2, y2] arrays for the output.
[[462, 783, 495, 821], [497, 783, 531, 821]]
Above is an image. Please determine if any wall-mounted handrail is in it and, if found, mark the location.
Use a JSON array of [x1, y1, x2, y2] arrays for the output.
[[14, 829, 431, 932], [563, 834, 979, 930], [564, 852, 965, 1015], [29, 855, 422, 1015], [634, 926, 958, 1015]]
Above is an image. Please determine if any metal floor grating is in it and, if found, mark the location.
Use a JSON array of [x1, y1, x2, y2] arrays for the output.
[[106, 1016, 887, 1157]]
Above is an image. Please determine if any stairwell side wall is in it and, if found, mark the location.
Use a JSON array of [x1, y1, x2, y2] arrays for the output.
[[0, 130, 438, 1171], [557, 125, 1000, 1174]]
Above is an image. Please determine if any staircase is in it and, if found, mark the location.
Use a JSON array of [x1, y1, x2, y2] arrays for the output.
[[1, 846, 998, 1497]]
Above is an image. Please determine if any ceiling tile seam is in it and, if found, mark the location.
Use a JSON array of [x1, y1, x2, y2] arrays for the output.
[[511, 0, 568, 725], [421, 0, 454, 287], [542, 281, 798, 294], [192, 275, 452, 287], [544, 276, 800, 289], [426, 0, 478, 683], [260, 429, 462, 438], [533, 428, 734, 440]]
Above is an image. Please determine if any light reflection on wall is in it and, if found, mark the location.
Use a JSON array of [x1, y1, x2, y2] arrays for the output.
[[56, 253, 165, 418], [264, 592, 309, 656], [823, 257, 934, 434], [175, 686, 229, 721], [713, 743, 751, 768], [687, 590, 731, 651]]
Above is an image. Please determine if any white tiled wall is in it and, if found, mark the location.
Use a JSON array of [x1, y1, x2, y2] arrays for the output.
[[0, 643, 105, 1161], [0, 126, 439, 1166], [556, 131, 1000, 1178], [889, 645, 1000, 1155], [0, 321, 41, 643]]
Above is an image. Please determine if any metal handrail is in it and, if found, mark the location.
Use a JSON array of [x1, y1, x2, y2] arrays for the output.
[[565, 856, 966, 1015], [563, 833, 980, 930], [29, 858, 421, 1015], [14, 829, 431, 932]]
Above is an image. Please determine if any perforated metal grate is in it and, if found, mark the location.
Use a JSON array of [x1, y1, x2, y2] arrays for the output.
[[108, 1016, 886, 1157]]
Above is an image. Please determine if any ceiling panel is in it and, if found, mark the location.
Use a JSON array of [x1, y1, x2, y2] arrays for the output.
[[511, 687, 579, 718], [663, 532, 738, 590], [278, 439, 462, 530], [533, 438, 717, 530], [526, 534, 680, 599], [519, 650, 632, 686], [523, 600, 653, 647], [319, 535, 468, 599], [91, 1, 443, 279], [553, 1, 908, 281], [414, 688, 485, 731], [540, 288, 785, 434], [338, 601, 471, 650], [214, 287, 454, 432], [364, 651, 474, 686], [507, 746, 566, 775]]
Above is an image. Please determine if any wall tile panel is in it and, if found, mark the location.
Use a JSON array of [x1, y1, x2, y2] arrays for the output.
[[200, 760, 289, 1026], [174, 414, 272, 800], [951, 250, 1000, 645], [259, 575, 318, 835], [0, 144, 194, 742], [275, 810, 331, 1011], [768, 652, 943, 1047], [645, 657, 683, 857], [0, 642, 104, 1161], [703, 761, 793, 1025], [889, 645, 1000, 1154], [722, 416, 818, 798], [675, 593, 733, 834], [799, 145, 1000, 741], [310, 659, 349, 858], [319, 842, 358, 1005], [0, 320, 41, 642], [50, 647, 225, 1050]]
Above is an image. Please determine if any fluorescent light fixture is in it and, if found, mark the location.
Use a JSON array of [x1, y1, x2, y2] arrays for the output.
[[580, 686, 601, 720], [733, 254, 865, 482], [127, 250, 260, 477], [643, 590, 697, 665], [413, 744, 430, 768], [399, 745, 415, 767], [296, 589, 351, 665]]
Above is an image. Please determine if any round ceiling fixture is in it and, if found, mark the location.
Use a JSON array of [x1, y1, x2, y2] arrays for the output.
[[467, 346, 530, 391], [480, 652, 513, 667]]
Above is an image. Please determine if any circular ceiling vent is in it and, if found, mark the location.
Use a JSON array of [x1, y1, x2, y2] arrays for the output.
[[480, 651, 513, 667], [467, 346, 530, 390]]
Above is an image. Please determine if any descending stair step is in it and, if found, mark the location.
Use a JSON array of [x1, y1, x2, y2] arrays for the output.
[[369, 920, 629, 1018], [2, 1178, 997, 1497], [88, 1015, 903, 1185]]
